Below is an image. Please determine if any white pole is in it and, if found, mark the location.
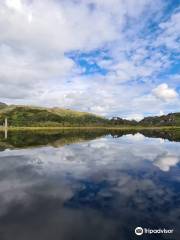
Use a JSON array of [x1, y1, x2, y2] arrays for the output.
[[4, 118, 8, 139], [5, 128, 7, 139], [5, 118, 8, 129]]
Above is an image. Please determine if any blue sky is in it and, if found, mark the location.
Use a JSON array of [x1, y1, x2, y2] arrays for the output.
[[0, 0, 179, 120]]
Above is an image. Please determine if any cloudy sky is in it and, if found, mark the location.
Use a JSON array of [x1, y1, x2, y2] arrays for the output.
[[0, 0, 179, 119]]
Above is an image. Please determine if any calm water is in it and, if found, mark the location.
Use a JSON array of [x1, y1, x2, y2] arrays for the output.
[[0, 130, 179, 240]]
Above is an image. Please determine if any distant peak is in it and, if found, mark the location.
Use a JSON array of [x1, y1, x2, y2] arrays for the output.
[[0, 102, 7, 107]]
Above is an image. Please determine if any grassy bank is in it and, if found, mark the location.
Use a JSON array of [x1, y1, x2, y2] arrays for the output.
[[0, 126, 180, 131]]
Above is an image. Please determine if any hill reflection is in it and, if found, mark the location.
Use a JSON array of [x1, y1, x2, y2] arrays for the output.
[[0, 128, 179, 150]]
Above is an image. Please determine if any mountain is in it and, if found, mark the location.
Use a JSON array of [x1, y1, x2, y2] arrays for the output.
[[0, 104, 179, 127], [110, 117, 137, 126], [110, 113, 180, 127], [0, 105, 108, 127], [139, 113, 180, 126], [0, 102, 7, 108]]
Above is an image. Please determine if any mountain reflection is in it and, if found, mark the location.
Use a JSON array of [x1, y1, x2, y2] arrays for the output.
[[0, 128, 180, 150], [0, 132, 179, 240]]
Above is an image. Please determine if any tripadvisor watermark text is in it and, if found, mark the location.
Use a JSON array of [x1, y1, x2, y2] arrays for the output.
[[135, 227, 174, 236]]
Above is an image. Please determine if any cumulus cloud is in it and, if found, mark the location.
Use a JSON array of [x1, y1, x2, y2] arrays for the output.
[[152, 83, 178, 101], [6, 0, 23, 12], [125, 114, 144, 121], [1, 0, 120, 52], [0, 0, 179, 117]]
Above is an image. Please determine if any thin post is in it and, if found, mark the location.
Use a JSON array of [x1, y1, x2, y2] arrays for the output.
[[5, 118, 8, 129], [5, 128, 7, 139], [4, 118, 8, 139]]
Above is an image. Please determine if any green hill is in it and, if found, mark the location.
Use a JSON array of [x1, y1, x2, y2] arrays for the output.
[[139, 113, 180, 126], [0, 103, 179, 127], [110, 113, 180, 127], [0, 102, 7, 109], [0, 104, 108, 127]]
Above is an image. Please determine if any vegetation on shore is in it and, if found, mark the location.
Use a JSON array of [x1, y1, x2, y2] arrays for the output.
[[0, 103, 180, 128], [0, 126, 180, 132], [0, 104, 108, 127]]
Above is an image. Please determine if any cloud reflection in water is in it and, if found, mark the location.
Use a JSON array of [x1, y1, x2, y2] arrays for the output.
[[0, 133, 179, 240]]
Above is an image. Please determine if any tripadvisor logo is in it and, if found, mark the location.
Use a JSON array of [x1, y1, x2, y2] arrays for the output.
[[135, 227, 143, 236], [135, 227, 174, 236]]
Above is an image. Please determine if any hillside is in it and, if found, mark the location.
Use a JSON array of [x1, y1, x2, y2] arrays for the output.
[[0, 103, 179, 127], [110, 113, 180, 127], [0, 102, 7, 108], [110, 117, 137, 126], [139, 113, 180, 126], [0, 104, 108, 127]]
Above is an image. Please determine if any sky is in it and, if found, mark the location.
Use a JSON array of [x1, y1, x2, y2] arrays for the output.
[[0, 0, 179, 120]]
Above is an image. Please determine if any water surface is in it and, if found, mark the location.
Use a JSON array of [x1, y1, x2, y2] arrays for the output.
[[0, 130, 179, 240]]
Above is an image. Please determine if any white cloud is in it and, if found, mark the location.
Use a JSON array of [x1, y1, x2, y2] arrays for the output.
[[152, 83, 178, 101], [125, 114, 144, 121], [1, 0, 120, 53], [0, 0, 179, 116], [5, 0, 23, 12], [159, 110, 164, 116], [156, 11, 180, 51]]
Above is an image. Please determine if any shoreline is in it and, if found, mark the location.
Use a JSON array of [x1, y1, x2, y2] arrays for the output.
[[0, 126, 180, 131]]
